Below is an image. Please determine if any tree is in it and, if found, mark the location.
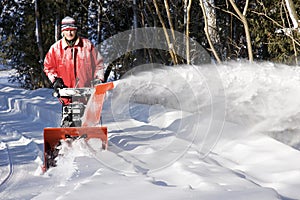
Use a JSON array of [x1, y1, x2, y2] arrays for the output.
[[1, 0, 300, 89], [285, 0, 299, 29], [153, 0, 178, 64], [228, 0, 253, 62], [249, 0, 300, 64], [199, 0, 221, 63], [0, 0, 42, 89], [284, 0, 299, 64], [35, 0, 51, 87]]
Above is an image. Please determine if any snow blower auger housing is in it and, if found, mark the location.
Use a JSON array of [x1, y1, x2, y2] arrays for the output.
[[43, 82, 114, 171]]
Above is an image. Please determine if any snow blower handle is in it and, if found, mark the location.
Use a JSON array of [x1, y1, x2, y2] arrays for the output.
[[52, 77, 67, 97], [53, 88, 78, 98]]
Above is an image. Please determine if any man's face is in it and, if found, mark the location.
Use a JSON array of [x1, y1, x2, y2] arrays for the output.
[[63, 29, 77, 40]]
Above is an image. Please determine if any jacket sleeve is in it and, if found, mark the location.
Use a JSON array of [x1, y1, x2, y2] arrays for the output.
[[44, 46, 58, 83], [91, 45, 104, 82]]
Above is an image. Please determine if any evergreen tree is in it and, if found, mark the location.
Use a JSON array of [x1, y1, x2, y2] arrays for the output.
[[0, 0, 42, 89], [0, 0, 299, 89]]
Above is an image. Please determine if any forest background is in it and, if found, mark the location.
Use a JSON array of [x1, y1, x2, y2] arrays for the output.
[[0, 0, 299, 89]]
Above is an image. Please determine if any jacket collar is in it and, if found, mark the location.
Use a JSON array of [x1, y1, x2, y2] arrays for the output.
[[62, 36, 81, 49]]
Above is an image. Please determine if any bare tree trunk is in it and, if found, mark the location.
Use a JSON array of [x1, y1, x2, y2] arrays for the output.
[[284, 0, 299, 65], [203, 0, 219, 44], [132, 0, 143, 66], [164, 0, 179, 63], [97, 1, 102, 44], [54, 0, 63, 42], [184, 0, 187, 35], [55, 13, 61, 42], [185, 0, 192, 65], [164, 0, 176, 41], [133, 0, 138, 30], [153, 0, 178, 64], [35, 0, 43, 63], [199, 0, 221, 63], [228, 0, 253, 62], [35, 0, 50, 87], [285, 0, 299, 29]]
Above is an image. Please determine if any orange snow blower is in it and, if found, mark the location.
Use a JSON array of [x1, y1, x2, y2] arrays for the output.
[[43, 82, 114, 171]]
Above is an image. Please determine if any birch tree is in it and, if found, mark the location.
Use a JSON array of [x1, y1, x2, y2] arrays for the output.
[[284, 0, 299, 64], [199, 0, 221, 63], [185, 0, 192, 64], [203, 0, 219, 44], [285, 0, 300, 29]]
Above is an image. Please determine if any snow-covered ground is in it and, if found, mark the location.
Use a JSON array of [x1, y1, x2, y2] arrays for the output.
[[1, 61, 300, 200]]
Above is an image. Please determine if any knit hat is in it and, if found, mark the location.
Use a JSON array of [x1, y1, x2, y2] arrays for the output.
[[61, 16, 77, 32]]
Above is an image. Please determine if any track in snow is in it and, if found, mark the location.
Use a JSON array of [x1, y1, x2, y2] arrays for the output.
[[0, 143, 13, 191]]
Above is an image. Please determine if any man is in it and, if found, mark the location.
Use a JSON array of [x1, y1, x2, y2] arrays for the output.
[[44, 16, 104, 105], [44, 16, 104, 127]]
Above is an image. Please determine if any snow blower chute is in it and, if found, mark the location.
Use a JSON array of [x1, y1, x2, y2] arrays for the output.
[[43, 82, 114, 171]]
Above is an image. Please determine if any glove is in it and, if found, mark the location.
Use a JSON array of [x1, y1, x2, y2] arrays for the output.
[[53, 77, 66, 92]]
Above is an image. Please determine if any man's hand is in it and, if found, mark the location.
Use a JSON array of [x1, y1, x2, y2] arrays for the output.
[[53, 77, 66, 94]]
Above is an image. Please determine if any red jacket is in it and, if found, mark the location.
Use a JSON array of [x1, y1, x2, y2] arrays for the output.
[[44, 37, 104, 104]]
